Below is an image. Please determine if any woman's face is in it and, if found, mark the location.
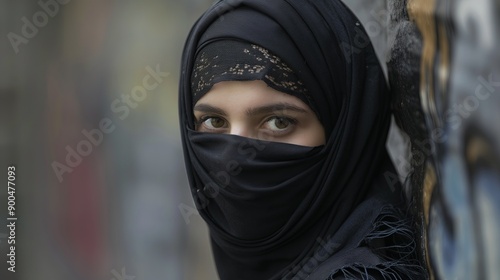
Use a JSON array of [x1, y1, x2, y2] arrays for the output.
[[193, 80, 325, 146]]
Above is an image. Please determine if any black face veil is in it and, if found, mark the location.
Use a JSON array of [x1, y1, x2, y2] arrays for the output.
[[179, 0, 424, 279]]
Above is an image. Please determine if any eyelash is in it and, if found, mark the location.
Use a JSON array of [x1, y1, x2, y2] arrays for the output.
[[264, 116, 297, 134], [194, 115, 298, 134], [194, 115, 225, 129]]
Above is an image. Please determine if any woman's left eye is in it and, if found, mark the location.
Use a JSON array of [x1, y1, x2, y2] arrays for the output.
[[265, 117, 295, 131]]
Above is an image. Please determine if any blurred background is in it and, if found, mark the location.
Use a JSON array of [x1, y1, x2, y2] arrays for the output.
[[2, 0, 500, 280], [0, 0, 218, 279]]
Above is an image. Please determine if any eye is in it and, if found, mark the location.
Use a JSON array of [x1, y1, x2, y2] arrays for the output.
[[197, 116, 227, 131], [264, 116, 296, 131]]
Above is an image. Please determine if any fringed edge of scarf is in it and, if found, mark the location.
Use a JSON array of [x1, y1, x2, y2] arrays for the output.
[[327, 206, 427, 280]]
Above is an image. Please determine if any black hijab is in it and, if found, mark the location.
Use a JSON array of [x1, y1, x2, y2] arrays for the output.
[[179, 0, 425, 279]]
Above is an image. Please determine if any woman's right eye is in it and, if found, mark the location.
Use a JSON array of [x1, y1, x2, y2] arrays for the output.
[[197, 117, 227, 131]]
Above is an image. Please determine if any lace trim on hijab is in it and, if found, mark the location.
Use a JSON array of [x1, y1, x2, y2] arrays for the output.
[[190, 40, 314, 110]]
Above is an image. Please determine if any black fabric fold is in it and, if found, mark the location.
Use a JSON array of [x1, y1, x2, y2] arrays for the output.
[[178, 0, 425, 279], [188, 128, 326, 240], [190, 40, 313, 110]]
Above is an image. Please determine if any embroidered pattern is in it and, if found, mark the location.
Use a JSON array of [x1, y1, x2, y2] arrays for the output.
[[191, 41, 310, 102]]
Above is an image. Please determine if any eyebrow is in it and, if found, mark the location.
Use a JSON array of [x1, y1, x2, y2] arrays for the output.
[[193, 104, 227, 116], [245, 103, 308, 116], [193, 102, 309, 116]]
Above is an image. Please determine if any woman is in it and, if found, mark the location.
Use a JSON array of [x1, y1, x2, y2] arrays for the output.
[[178, 0, 426, 279]]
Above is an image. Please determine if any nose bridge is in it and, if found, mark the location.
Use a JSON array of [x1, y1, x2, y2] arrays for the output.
[[229, 121, 252, 138]]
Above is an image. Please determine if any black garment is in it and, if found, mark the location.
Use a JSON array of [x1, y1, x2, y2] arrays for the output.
[[178, 0, 425, 279], [190, 40, 313, 112]]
